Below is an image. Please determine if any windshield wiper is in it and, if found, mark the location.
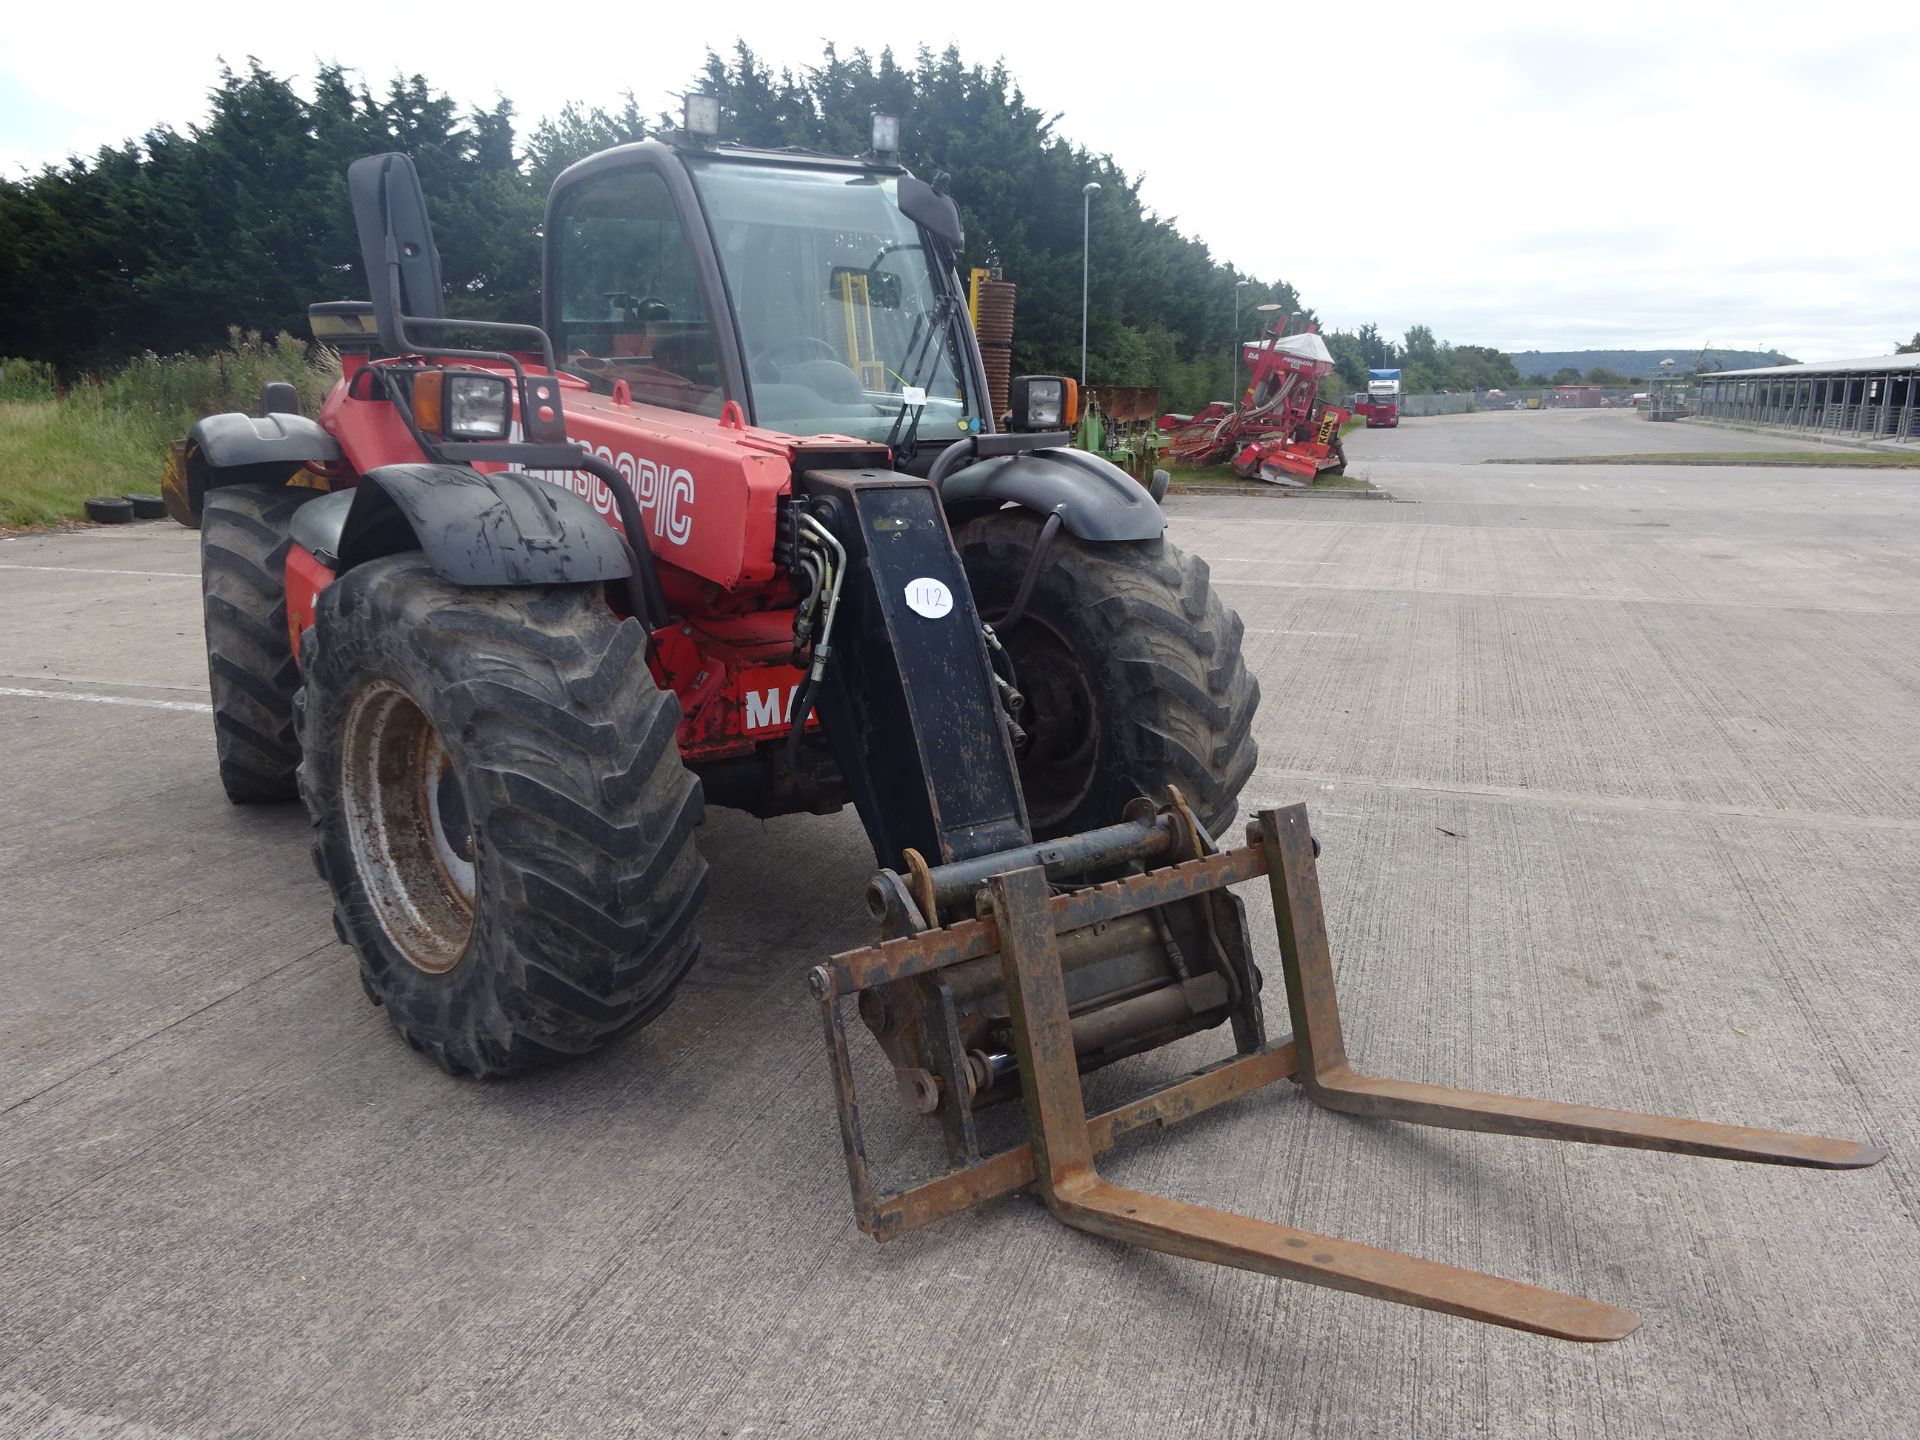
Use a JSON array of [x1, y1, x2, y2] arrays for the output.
[[884, 290, 965, 462]]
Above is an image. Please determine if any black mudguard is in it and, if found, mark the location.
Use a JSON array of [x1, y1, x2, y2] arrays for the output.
[[180, 412, 342, 516], [324, 464, 632, 587], [941, 446, 1164, 542]]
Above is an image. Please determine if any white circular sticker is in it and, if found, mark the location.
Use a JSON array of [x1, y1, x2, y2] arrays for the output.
[[903, 577, 954, 619]]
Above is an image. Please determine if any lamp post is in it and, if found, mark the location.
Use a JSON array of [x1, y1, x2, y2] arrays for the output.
[[1233, 279, 1251, 400], [1080, 181, 1101, 387]]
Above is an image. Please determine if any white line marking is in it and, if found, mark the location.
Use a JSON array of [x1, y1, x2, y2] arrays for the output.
[[0, 686, 212, 713], [0, 671, 208, 694], [1244, 628, 1358, 637], [0, 563, 198, 579]]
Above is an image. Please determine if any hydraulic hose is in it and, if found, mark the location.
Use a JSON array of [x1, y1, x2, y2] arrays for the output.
[[576, 451, 669, 631], [785, 512, 847, 770]]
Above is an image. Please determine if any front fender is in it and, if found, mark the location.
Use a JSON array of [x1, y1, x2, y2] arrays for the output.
[[333, 464, 632, 587], [941, 447, 1164, 542]]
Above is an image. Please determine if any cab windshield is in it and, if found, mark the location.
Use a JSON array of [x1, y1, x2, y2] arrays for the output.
[[686, 157, 980, 442]]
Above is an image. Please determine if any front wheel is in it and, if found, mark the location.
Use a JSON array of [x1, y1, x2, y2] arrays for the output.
[[296, 555, 708, 1077], [957, 511, 1259, 841]]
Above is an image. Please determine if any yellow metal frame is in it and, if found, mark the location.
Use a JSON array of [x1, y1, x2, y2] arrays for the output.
[[834, 273, 887, 391]]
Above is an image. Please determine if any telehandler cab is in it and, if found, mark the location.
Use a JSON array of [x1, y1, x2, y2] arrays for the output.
[[166, 110, 1880, 1341]]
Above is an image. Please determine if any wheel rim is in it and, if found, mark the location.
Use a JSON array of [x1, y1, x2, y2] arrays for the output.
[[1000, 615, 1100, 832], [340, 681, 476, 974]]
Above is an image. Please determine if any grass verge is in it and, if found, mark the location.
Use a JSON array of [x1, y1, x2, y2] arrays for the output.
[[0, 332, 338, 529], [1486, 451, 1920, 468], [0, 398, 176, 528]]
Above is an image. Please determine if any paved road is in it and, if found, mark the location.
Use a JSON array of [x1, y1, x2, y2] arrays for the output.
[[2, 409, 1915, 1438], [1351, 404, 1867, 464]]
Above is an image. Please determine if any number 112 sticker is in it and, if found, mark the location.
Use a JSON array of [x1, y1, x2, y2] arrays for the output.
[[904, 578, 954, 619]]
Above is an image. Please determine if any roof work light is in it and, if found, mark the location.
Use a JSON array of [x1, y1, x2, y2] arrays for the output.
[[870, 112, 900, 160], [684, 93, 721, 138]]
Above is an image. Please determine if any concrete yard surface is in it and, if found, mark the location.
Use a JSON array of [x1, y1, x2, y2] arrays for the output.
[[1, 408, 1915, 1438]]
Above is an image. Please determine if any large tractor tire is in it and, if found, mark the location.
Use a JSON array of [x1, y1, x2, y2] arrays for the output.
[[200, 482, 320, 803], [295, 555, 707, 1077], [956, 511, 1259, 842]]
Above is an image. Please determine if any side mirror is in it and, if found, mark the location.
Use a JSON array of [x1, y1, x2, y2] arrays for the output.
[[897, 174, 964, 256], [347, 153, 445, 353], [258, 381, 300, 417]]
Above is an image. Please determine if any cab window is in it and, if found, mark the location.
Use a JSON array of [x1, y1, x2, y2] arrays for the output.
[[552, 168, 723, 414]]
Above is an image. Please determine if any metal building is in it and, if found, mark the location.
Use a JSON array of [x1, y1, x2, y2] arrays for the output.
[[1694, 353, 1919, 440]]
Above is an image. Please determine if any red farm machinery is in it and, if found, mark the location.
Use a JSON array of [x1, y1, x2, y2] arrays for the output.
[[161, 110, 1881, 1342], [1159, 321, 1352, 483]]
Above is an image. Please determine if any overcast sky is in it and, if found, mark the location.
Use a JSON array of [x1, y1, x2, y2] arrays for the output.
[[3, 3, 1914, 361]]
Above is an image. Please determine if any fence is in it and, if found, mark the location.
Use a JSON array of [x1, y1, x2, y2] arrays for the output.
[[1393, 388, 1641, 417], [1399, 393, 1476, 416]]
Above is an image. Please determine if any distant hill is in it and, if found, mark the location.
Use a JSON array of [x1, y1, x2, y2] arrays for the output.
[[1509, 348, 1798, 381]]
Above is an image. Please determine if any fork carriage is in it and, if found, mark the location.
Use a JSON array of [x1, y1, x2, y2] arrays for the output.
[[816, 801, 1883, 1341]]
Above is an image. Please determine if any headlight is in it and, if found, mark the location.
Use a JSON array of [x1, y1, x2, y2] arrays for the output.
[[1009, 375, 1078, 432], [446, 374, 512, 439]]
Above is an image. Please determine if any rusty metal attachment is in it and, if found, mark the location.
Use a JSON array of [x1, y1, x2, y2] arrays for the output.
[[810, 801, 1885, 1342]]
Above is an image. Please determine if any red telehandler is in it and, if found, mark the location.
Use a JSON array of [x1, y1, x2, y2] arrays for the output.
[[164, 113, 1880, 1341]]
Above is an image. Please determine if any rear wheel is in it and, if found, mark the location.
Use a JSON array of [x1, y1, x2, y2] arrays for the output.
[[956, 511, 1259, 841], [296, 554, 707, 1077], [200, 482, 319, 803]]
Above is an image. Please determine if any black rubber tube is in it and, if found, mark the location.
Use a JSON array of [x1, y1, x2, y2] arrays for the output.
[[997, 511, 1062, 632], [576, 452, 669, 630], [927, 430, 1074, 491], [926, 435, 978, 490]]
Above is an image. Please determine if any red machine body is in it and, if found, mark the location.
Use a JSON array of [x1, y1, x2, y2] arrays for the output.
[[297, 349, 851, 767], [1158, 321, 1350, 483]]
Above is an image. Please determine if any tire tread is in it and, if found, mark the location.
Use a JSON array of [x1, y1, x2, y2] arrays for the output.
[[297, 555, 707, 1078], [959, 511, 1259, 838], [200, 483, 317, 803]]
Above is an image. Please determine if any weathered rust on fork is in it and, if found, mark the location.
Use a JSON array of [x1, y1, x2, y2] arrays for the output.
[[811, 802, 1886, 1341], [988, 863, 1641, 1342]]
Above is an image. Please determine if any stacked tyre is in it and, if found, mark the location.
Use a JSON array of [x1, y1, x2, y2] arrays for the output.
[[974, 279, 1016, 420]]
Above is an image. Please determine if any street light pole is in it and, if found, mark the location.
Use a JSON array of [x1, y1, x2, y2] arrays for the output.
[[1233, 279, 1251, 402], [1080, 181, 1100, 387]]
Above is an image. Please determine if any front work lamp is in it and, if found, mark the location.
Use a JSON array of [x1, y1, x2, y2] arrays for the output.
[[1009, 375, 1079, 432]]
